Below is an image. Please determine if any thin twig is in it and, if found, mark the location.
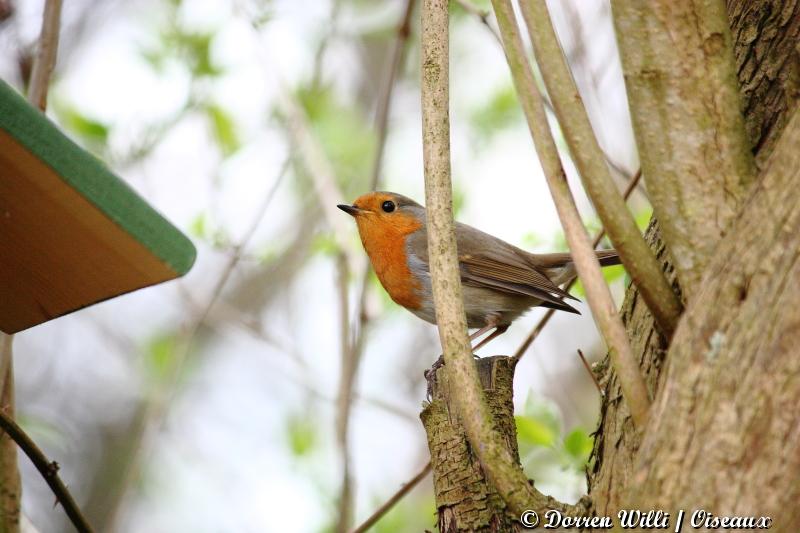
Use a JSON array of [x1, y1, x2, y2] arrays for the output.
[[369, 0, 416, 190], [27, 0, 62, 110], [460, 0, 640, 192], [513, 169, 642, 361], [2, 3, 68, 531], [0, 410, 94, 533], [334, 252, 354, 533], [491, 0, 649, 428], [351, 462, 432, 533], [0, 335, 19, 533], [577, 349, 603, 397], [336, 4, 418, 528], [310, 0, 343, 89], [453, 0, 502, 45], [276, 83, 361, 272], [519, 0, 681, 338]]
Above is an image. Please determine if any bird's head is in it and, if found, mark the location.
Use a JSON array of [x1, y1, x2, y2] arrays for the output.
[[338, 191, 425, 240]]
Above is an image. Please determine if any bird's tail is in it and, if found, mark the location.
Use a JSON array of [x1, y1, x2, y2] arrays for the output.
[[595, 249, 621, 267], [531, 249, 622, 286]]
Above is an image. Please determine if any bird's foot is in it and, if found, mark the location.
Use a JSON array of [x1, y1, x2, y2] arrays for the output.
[[424, 355, 445, 400]]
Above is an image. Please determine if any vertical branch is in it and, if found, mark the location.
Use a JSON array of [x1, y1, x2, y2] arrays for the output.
[[368, 0, 416, 190], [0, 335, 19, 533], [27, 0, 63, 110], [0, 2, 67, 532], [519, 0, 682, 337], [420, 0, 575, 517], [334, 253, 353, 533], [491, 0, 650, 428], [610, 0, 756, 298]]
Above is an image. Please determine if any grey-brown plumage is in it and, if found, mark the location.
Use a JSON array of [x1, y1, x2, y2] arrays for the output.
[[338, 191, 622, 349]]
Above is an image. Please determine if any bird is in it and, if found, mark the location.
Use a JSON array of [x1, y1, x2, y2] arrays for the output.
[[337, 191, 621, 353]]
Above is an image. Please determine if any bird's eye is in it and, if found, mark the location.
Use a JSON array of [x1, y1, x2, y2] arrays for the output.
[[381, 200, 396, 213]]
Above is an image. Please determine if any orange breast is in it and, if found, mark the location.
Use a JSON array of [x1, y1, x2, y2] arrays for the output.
[[357, 215, 422, 310]]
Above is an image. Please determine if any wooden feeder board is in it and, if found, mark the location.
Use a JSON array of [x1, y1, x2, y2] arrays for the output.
[[0, 80, 196, 334]]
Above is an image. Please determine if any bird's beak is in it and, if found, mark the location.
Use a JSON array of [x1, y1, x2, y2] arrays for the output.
[[337, 204, 363, 217]]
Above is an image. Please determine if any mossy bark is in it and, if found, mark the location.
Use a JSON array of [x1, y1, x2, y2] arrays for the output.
[[589, 0, 800, 520], [421, 357, 522, 532]]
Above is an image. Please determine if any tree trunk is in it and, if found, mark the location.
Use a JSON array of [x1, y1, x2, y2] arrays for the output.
[[421, 357, 522, 532], [588, 0, 800, 521]]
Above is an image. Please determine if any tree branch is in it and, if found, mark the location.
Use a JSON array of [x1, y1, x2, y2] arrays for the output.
[[519, 0, 681, 337], [452, 0, 502, 46], [491, 0, 650, 428], [513, 169, 642, 361], [420, 0, 577, 516], [0, 3, 68, 532], [610, 0, 756, 298], [27, 0, 62, 110], [0, 335, 19, 533], [351, 462, 431, 533], [0, 409, 94, 533], [369, 0, 416, 191]]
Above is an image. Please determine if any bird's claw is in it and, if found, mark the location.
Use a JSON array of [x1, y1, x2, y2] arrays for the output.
[[424, 355, 445, 400]]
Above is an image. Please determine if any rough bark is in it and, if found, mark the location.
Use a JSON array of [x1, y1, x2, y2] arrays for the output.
[[727, 0, 800, 165], [588, 0, 800, 519], [611, 0, 756, 299], [421, 357, 521, 532], [587, 221, 677, 515], [631, 103, 800, 530]]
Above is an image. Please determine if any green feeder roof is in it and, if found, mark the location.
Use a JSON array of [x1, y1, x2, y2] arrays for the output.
[[0, 79, 196, 334]]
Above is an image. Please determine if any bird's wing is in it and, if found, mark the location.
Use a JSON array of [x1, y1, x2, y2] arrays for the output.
[[458, 253, 580, 313], [406, 224, 580, 314]]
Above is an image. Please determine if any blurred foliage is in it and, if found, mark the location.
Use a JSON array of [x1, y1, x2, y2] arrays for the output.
[[51, 97, 110, 157], [469, 84, 523, 145], [295, 85, 376, 195], [370, 491, 436, 533], [310, 232, 340, 258], [451, 0, 491, 18], [144, 332, 178, 384], [286, 412, 319, 458], [189, 212, 232, 249], [206, 103, 241, 156], [515, 394, 592, 484]]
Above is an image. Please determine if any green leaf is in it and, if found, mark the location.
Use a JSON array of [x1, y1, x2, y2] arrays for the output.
[[516, 415, 556, 447], [145, 333, 178, 381], [190, 212, 209, 239], [635, 206, 654, 231], [52, 100, 110, 152], [206, 104, 240, 156], [286, 413, 317, 457], [564, 428, 593, 464], [516, 393, 562, 450]]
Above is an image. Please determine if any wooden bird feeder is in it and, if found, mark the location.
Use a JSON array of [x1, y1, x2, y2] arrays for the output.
[[0, 80, 196, 334]]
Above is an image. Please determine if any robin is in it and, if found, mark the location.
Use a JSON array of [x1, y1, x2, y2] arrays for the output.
[[338, 191, 621, 352]]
